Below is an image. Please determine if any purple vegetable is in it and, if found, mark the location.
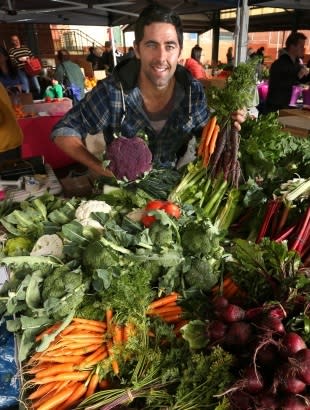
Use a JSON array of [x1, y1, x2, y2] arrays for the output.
[[106, 136, 152, 181]]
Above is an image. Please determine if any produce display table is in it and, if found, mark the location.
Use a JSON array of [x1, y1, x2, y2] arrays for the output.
[[18, 115, 76, 169], [278, 108, 310, 138]]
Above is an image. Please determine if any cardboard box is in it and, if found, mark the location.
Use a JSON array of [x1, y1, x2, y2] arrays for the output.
[[10, 92, 33, 106]]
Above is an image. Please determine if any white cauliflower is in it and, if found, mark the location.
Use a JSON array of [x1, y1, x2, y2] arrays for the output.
[[75, 200, 112, 230], [30, 234, 64, 259]]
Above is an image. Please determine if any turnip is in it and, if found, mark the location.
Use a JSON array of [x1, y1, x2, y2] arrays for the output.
[[224, 321, 252, 346], [281, 332, 307, 358], [221, 303, 245, 323]]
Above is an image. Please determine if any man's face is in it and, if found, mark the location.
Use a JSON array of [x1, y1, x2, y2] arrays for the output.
[[292, 39, 306, 59], [11, 36, 20, 48], [134, 22, 182, 89]]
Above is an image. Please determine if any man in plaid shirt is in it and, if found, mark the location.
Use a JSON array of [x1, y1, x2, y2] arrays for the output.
[[51, 4, 244, 176]]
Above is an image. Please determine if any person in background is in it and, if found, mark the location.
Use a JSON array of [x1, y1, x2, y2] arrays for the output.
[[8, 34, 41, 99], [54, 49, 85, 104], [184, 45, 207, 80], [120, 46, 135, 62], [0, 82, 23, 162], [51, 4, 244, 177], [0, 46, 22, 96], [86, 46, 105, 71], [256, 46, 265, 64], [101, 41, 115, 75], [226, 46, 234, 67], [265, 31, 310, 113]]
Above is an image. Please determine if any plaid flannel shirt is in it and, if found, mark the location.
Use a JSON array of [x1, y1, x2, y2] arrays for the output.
[[51, 58, 209, 168]]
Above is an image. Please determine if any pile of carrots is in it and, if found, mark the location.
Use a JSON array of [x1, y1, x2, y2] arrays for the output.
[[24, 313, 132, 410], [24, 296, 187, 410], [13, 104, 35, 118], [197, 115, 220, 167]]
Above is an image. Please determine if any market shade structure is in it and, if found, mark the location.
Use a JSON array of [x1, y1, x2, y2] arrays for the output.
[[1, 0, 310, 32]]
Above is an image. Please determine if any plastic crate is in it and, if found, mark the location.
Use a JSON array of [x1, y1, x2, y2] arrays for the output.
[[23, 97, 72, 116]]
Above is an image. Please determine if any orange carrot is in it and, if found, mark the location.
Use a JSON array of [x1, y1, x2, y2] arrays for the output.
[[209, 124, 220, 155], [148, 293, 179, 311], [161, 313, 182, 323], [204, 115, 217, 148], [35, 322, 62, 342], [113, 325, 124, 344], [198, 121, 211, 156], [28, 381, 59, 400], [123, 322, 135, 342], [35, 384, 77, 410], [147, 305, 182, 316], [98, 379, 110, 389], [57, 382, 87, 410], [61, 323, 105, 336], [79, 345, 108, 368], [106, 309, 113, 332], [30, 355, 84, 364], [86, 372, 99, 397], [72, 318, 107, 329], [44, 343, 102, 357], [32, 371, 91, 385], [107, 340, 119, 375], [35, 363, 76, 379]]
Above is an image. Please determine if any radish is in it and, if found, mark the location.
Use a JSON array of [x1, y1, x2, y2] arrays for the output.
[[207, 320, 227, 342], [281, 332, 307, 358], [221, 303, 245, 323], [224, 321, 252, 346]]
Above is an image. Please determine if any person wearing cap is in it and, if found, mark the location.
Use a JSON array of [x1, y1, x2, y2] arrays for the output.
[[51, 4, 245, 177]]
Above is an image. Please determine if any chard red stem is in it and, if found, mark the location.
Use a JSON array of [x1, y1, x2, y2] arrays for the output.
[[256, 198, 282, 243], [290, 207, 310, 254], [273, 224, 296, 243]]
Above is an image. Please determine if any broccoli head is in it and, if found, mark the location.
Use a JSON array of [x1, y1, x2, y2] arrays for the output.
[[148, 221, 174, 249], [82, 239, 120, 272], [42, 266, 84, 300], [185, 257, 220, 291]]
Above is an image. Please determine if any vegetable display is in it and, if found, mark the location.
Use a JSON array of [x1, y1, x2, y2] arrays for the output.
[[0, 59, 310, 409]]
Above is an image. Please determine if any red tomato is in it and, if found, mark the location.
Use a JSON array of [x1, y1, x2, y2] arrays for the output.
[[145, 200, 165, 211], [141, 214, 156, 227], [162, 201, 181, 218]]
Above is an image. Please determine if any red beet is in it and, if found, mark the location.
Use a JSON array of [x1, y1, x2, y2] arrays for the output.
[[260, 316, 286, 334], [243, 366, 264, 394], [281, 332, 307, 358], [207, 320, 227, 341], [281, 395, 309, 410], [212, 295, 229, 311], [221, 303, 245, 323], [293, 348, 310, 384], [225, 321, 252, 346]]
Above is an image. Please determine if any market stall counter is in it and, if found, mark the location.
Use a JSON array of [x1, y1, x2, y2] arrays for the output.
[[18, 115, 76, 169]]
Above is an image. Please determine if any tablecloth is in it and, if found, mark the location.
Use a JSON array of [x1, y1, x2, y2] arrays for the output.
[[18, 116, 76, 169]]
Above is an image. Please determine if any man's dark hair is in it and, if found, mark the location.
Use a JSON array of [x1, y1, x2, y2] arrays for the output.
[[134, 3, 183, 48], [285, 32, 307, 49]]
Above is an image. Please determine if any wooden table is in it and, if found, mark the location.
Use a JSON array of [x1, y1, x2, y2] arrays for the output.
[[278, 108, 310, 138]]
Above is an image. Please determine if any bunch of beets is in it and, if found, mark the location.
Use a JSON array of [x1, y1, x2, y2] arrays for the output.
[[207, 296, 310, 409]]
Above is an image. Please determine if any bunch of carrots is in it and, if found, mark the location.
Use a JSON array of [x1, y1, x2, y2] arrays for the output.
[[24, 312, 133, 410], [197, 115, 220, 168], [211, 273, 245, 303], [146, 292, 187, 335]]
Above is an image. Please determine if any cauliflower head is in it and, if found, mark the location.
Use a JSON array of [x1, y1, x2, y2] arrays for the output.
[[75, 200, 112, 229], [30, 234, 63, 259]]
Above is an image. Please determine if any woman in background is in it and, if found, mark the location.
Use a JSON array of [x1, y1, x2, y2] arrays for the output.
[[0, 82, 23, 161], [184, 45, 207, 80]]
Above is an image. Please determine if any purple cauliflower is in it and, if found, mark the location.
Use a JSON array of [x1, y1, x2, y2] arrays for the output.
[[106, 136, 153, 181]]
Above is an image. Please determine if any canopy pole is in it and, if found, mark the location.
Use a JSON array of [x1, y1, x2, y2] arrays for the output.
[[234, 0, 249, 65]]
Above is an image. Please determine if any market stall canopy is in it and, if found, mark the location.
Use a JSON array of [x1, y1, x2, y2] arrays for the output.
[[1, 0, 310, 32]]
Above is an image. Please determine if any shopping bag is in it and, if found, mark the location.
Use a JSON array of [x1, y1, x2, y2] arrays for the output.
[[24, 57, 42, 76]]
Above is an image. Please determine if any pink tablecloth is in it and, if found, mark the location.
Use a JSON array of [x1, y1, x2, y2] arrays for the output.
[[19, 116, 76, 169]]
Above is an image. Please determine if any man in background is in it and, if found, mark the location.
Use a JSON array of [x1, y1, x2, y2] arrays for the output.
[[101, 41, 115, 75]]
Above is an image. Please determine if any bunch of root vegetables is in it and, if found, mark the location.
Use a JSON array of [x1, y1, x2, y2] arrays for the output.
[[206, 296, 310, 409]]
